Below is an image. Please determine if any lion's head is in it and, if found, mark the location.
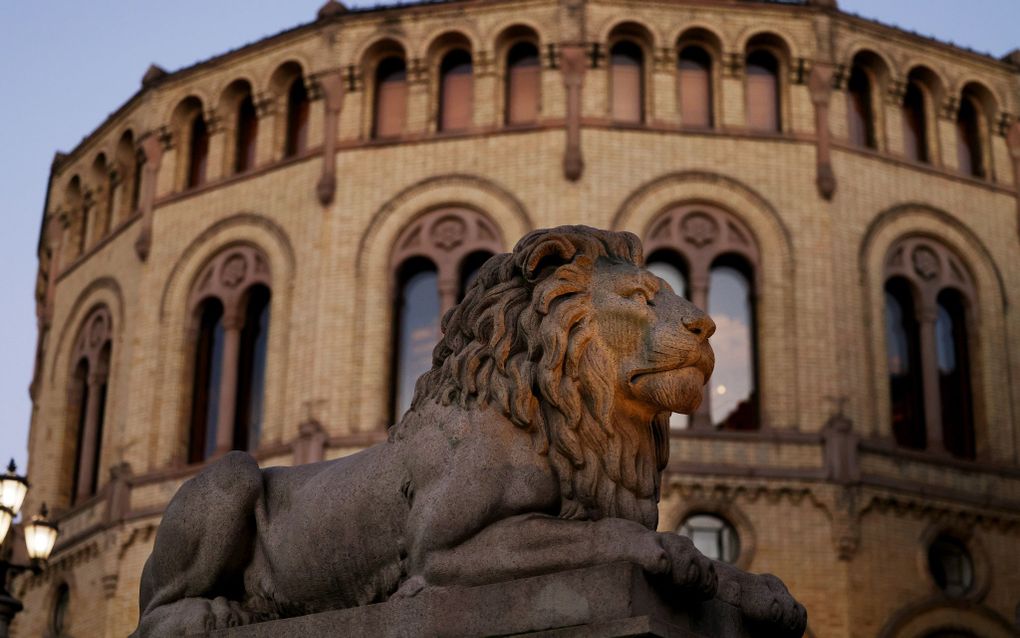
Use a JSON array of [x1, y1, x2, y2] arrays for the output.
[[410, 226, 715, 526]]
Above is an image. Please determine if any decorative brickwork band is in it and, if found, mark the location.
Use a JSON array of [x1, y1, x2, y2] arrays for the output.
[[315, 70, 345, 206], [134, 131, 165, 261], [561, 44, 586, 181], [808, 63, 836, 200]]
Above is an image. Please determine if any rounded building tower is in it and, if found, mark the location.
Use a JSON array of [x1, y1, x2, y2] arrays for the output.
[[17, 1, 1020, 636]]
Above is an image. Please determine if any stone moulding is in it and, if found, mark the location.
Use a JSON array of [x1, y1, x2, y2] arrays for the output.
[[206, 563, 752, 638]]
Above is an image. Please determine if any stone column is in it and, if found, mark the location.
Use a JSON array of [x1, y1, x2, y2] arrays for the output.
[[474, 50, 498, 128], [917, 304, 944, 453], [720, 53, 744, 128], [808, 63, 836, 200], [134, 131, 165, 261], [75, 369, 107, 500], [561, 44, 586, 181], [214, 310, 245, 457], [204, 111, 227, 183], [316, 70, 345, 206], [438, 279, 459, 317], [689, 272, 712, 430], [254, 91, 277, 167]]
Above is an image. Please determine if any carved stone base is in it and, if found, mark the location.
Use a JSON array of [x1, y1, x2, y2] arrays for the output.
[[208, 563, 752, 637]]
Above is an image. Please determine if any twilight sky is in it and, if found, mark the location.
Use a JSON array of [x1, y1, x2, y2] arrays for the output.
[[0, 0, 1016, 475]]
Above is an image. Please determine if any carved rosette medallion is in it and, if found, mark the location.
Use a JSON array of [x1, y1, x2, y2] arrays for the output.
[[682, 213, 719, 248], [911, 247, 940, 281], [221, 254, 249, 288], [88, 315, 107, 348], [432, 217, 467, 251]]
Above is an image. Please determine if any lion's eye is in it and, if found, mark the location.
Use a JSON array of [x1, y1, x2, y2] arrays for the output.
[[628, 291, 650, 304]]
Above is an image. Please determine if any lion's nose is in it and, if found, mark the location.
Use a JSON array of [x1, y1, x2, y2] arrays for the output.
[[683, 313, 716, 342]]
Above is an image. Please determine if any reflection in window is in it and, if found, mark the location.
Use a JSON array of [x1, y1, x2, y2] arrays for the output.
[[679, 514, 739, 563], [885, 278, 925, 449], [936, 290, 974, 459], [187, 114, 209, 189], [847, 65, 875, 148], [956, 97, 984, 178], [746, 50, 779, 132], [393, 260, 441, 420], [927, 536, 974, 598], [610, 41, 644, 123], [285, 77, 310, 157], [235, 95, 258, 173], [678, 46, 712, 128], [440, 49, 474, 132], [708, 259, 756, 429], [647, 254, 689, 429], [375, 57, 408, 138], [902, 81, 928, 162], [506, 42, 540, 125], [235, 286, 271, 453], [189, 298, 225, 464]]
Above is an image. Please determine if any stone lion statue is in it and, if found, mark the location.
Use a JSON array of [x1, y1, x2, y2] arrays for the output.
[[134, 226, 806, 637]]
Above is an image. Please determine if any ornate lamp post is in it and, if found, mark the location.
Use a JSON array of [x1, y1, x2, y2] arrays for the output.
[[0, 460, 59, 638]]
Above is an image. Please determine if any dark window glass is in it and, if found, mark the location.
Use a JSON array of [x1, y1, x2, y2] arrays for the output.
[[647, 253, 689, 429], [374, 57, 408, 138], [459, 251, 493, 300], [847, 65, 875, 148], [440, 49, 473, 132], [936, 290, 974, 459], [611, 41, 644, 123], [69, 359, 89, 505], [956, 97, 984, 178], [52, 583, 70, 636], [285, 78, 310, 156], [89, 344, 111, 496], [235, 95, 258, 173], [190, 298, 225, 464], [506, 42, 540, 125], [678, 46, 712, 128], [679, 514, 740, 563], [235, 286, 271, 453], [708, 258, 757, 430], [187, 114, 209, 188], [902, 81, 928, 163], [104, 172, 116, 234], [885, 278, 926, 449], [393, 259, 441, 421], [927, 536, 974, 597], [746, 50, 779, 132], [131, 151, 144, 212]]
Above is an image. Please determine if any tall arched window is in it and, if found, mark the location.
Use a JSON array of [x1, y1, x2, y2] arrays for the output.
[[902, 80, 929, 163], [439, 49, 473, 132], [374, 56, 408, 138], [647, 252, 689, 429], [285, 77, 310, 157], [610, 40, 644, 123], [187, 246, 272, 464], [956, 96, 984, 178], [65, 306, 113, 505], [390, 209, 503, 422], [644, 206, 760, 430], [847, 65, 875, 148], [187, 112, 209, 188], [235, 94, 258, 174], [506, 42, 541, 125], [746, 50, 780, 132], [884, 238, 976, 459], [678, 46, 712, 128]]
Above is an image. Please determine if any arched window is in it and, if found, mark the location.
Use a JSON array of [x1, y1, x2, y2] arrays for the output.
[[956, 96, 984, 178], [885, 277, 926, 449], [847, 65, 875, 148], [116, 130, 140, 219], [374, 56, 408, 138], [678, 46, 712, 128], [746, 50, 780, 132], [51, 583, 70, 636], [285, 77, 310, 157], [884, 238, 977, 458], [644, 206, 760, 430], [610, 40, 644, 123], [131, 150, 145, 213], [390, 209, 503, 422], [927, 535, 974, 598], [902, 80, 929, 163], [187, 112, 209, 188], [439, 49, 473, 132], [506, 41, 540, 125], [66, 306, 113, 505], [235, 94, 258, 174], [187, 246, 272, 464], [647, 252, 689, 429], [678, 513, 740, 563]]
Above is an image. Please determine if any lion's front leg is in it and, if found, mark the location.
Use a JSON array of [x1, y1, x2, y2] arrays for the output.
[[713, 559, 807, 638], [404, 513, 717, 600]]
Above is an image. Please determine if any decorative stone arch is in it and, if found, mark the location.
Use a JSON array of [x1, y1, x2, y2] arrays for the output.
[[903, 63, 948, 106], [859, 204, 1013, 460], [838, 41, 900, 81], [662, 495, 757, 571], [948, 78, 1003, 123], [350, 174, 532, 430], [668, 23, 726, 56], [352, 34, 413, 72], [153, 213, 295, 471], [600, 20, 658, 123], [733, 28, 802, 64], [491, 23, 544, 126], [840, 47, 893, 151], [673, 25, 726, 128], [485, 17, 548, 51], [162, 91, 213, 129], [738, 30, 797, 133], [357, 37, 410, 139], [417, 27, 481, 62], [876, 598, 1017, 638], [612, 170, 797, 430], [424, 30, 479, 132]]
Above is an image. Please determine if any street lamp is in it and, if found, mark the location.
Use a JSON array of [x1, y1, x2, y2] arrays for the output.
[[0, 459, 59, 638]]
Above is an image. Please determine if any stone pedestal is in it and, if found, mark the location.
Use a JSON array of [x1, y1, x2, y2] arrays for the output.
[[208, 563, 754, 637]]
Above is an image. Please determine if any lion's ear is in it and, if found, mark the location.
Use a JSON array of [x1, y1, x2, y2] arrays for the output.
[[522, 235, 577, 282]]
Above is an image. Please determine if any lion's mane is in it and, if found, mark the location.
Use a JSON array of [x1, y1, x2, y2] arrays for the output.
[[404, 226, 671, 524]]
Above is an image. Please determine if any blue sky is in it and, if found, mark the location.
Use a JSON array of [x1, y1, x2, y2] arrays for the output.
[[0, 1, 1016, 476]]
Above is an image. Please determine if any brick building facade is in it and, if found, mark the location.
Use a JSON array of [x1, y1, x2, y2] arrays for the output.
[[15, 0, 1020, 636]]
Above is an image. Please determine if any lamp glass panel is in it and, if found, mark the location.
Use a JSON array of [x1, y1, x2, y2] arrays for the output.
[[0, 508, 11, 545], [24, 520, 58, 561], [0, 475, 27, 515]]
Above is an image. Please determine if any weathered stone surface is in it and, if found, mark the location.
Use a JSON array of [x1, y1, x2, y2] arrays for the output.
[[207, 563, 750, 638]]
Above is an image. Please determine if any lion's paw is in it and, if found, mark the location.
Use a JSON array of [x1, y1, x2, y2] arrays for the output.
[[721, 571, 806, 638], [207, 596, 257, 630], [658, 533, 718, 600]]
